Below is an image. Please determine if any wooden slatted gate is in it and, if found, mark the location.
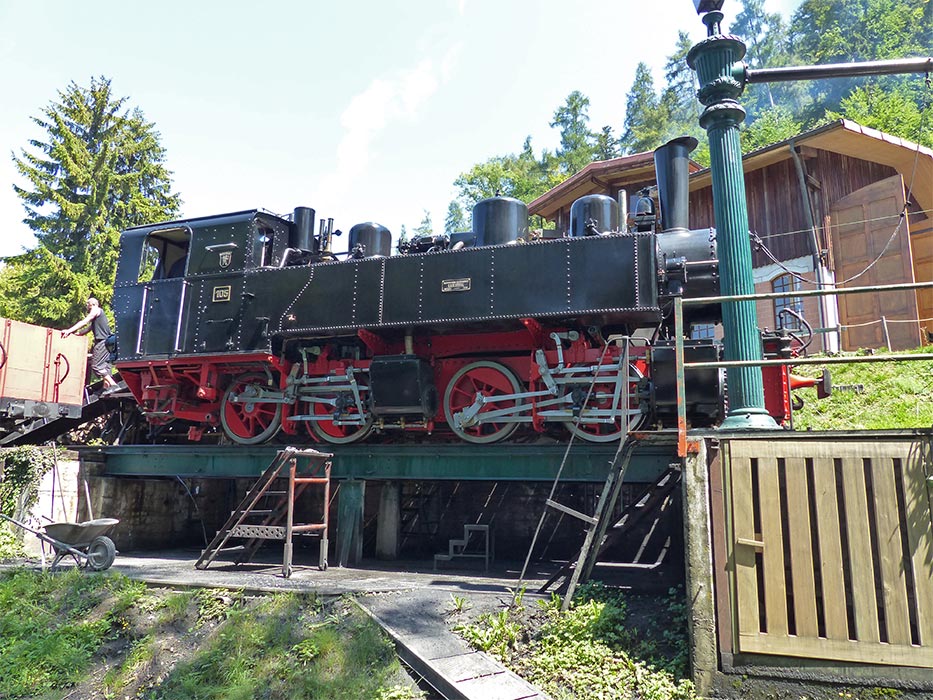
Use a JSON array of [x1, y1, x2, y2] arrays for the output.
[[723, 438, 933, 667]]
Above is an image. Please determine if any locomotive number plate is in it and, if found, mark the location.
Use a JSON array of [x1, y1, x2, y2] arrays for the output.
[[441, 277, 471, 293], [212, 285, 232, 302]]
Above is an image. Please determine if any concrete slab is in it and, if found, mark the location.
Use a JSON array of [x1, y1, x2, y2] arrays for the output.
[[361, 585, 551, 700], [363, 596, 550, 700]]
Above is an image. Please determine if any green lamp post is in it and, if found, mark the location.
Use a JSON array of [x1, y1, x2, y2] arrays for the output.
[[687, 2, 778, 430]]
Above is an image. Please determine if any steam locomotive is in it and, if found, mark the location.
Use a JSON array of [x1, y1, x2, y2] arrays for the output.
[[111, 137, 789, 445]]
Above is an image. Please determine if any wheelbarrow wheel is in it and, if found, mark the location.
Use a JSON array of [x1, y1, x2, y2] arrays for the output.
[[86, 536, 116, 571]]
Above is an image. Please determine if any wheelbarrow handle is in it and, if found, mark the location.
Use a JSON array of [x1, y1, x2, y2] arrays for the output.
[[0, 513, 93, 563], [0, 512, 44, 538]]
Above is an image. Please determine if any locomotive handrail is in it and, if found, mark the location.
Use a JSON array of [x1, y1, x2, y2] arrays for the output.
[[0, 340, 6, 370], [679, 280, 933, 306], [685, 354, 933, 369]]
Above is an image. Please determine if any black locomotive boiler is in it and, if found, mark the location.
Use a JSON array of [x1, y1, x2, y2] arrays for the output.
[[111, 137, 782, 445]]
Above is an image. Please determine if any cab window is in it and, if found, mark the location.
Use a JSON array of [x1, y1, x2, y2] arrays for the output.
[[138, 228, 191, 282]]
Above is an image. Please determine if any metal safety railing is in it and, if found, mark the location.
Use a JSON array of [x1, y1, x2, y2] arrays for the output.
[[672, 280, 933, 456]]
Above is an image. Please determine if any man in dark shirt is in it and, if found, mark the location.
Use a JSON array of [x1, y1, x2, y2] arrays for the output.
[[62, 297, 119, 392]]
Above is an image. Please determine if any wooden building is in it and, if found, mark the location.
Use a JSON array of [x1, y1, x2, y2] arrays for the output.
[[528, 119, 932, 352]]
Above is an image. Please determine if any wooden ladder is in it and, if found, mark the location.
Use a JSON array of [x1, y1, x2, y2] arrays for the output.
[[538, 464, 682, 595], [195, 447, 332, 578], [520, 436, 639, 610]]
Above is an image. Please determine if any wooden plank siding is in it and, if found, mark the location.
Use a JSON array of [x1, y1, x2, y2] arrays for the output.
[[688, 150, 899, 270], [912, 228, 933, 338], [725, 439, 933, 668]]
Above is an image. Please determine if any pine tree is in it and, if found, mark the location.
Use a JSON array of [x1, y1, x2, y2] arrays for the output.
[[444, 201, 468, 234], [730, 0, 803, 121], [6, 76, 180, 326], [593, 126, 620, 161], [413, 210, 433, 237], [620, 63, 668, 155], [550, 91, 596, 174], [661, 31, 699, 129]]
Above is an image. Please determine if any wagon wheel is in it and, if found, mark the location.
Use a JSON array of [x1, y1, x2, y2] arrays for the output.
[[444, 361, 523, 444], [220, 373, 282, 445], [308, 381, 374, 445], [86, 536, 116, 571], [562, 363, 646, 443]]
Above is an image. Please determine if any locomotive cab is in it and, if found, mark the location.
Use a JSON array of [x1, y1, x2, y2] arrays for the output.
[[114, 210, 295, 362]]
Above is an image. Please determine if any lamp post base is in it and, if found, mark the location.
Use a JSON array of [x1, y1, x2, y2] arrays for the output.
[[720, 410, 780, 431]]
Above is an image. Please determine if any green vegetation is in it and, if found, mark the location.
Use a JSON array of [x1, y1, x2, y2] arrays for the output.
[[5, 76, 180, 328], [791, 347, 933, 430], [0, 446, 56, 558], [0, 569, 422, 700], [457, 582, 695, 700], [0, 567, 146, 697]]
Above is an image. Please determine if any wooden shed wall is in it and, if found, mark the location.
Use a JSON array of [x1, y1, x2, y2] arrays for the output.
[[688, 149, 899, 270]]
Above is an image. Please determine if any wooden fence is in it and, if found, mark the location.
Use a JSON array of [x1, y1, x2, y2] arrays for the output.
[[721, 437, 933, 668]]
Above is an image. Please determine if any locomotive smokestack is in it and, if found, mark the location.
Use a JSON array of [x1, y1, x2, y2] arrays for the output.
[[292, 207, 315, 251], [653, 136, 697, 232]]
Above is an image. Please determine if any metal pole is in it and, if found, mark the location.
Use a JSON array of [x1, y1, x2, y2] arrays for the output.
[[685, 353, 933, 369], [681, 280, 933, 306], [745, 57, 933, 84], [688, 10, 778, 430]]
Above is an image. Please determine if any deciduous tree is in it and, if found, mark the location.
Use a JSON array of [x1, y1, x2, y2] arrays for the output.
[[788, 0, 931, 121], [453, 137, 560, 207]]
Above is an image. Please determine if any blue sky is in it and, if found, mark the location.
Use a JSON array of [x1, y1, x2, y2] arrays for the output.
[[0, 0, 800, 258]]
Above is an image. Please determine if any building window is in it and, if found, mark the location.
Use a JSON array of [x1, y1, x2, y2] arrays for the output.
[[690, 323, 715, 340], [772, 273, 803, 330]]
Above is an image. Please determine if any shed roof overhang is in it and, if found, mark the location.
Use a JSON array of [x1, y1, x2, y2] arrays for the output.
[[528, 151, 674, 221], [688, 119, 933, 218], [529, 120, 932, 225]]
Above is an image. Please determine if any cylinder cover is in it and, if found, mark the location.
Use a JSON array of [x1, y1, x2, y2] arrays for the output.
[[349, 222, 392, 258], [570, 194, 619, 237], [472, 197, 528, 246]]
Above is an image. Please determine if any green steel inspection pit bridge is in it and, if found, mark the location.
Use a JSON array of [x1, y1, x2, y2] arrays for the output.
[[79, 439, 679, 483]]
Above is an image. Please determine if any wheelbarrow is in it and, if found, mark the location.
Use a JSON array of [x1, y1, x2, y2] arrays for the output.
[[0, 513, 119, 571]]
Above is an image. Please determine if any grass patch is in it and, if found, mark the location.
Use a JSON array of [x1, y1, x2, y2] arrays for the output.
[[0, 568, 423, 700], [154, 593, 408, 700], [792, 347, 932, 430], [456, 583, 695, 700], [0, 567, 146, 698]]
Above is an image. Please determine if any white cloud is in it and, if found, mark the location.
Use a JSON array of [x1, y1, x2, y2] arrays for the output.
[[319, 48, 459, 205], [400, 60, 439, 116]]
